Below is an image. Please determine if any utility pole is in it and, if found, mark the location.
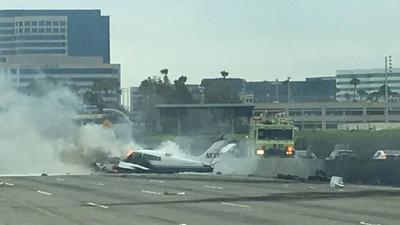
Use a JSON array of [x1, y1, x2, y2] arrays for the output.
[[275, 79, 279, 103], [385, 56, 392, 123], [122, 89, 125, 108], [287, 76, 291, 103]]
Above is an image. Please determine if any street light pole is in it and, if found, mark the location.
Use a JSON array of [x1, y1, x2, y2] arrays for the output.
[[275, 79, 279, 102], [385, 56, 392, 123], [287, 76, 291, 103]]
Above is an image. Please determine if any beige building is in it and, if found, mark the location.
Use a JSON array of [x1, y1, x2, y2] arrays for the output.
[[254, 102, 400, 130]]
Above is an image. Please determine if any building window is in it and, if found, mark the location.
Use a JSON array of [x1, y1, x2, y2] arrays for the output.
[[367, 108, 384, 115], [344, 108, 363, 116], [19, 28, 23, 33], [32, 21, 37, 26], [53, 21, 59, 26], [0, 43, 16, 48], [46, 28, 51, 33], [303, 109, 322, 116], [289, 109, 302, 116], [53, 28, 59, 33], [0, 29, 15, 34], [18, 21, 23, 26], [32, 28, 37, 33], [24, 21, 30, 26], [16, 42, 66, 48], [0, 57, 6, 62], [60, 28, 66, 33], [17, 35, 66, 41], [46, 21, 51, 26], [39, 28, 45, 33], [0, 36, 16, 41], [60, 21, 66, 26], [0, 22, 15, 27], [0, 50, 16, 55], [16, 68, 118, 75], [24, 28, 30, 33], [16, 49, 66, 54], [326, 108, 343, 116], [39, 21, 44, 26]]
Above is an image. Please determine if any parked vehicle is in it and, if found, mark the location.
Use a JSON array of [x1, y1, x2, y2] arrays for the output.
[[326, 149, 358, 160], [294, 150, 317, 159], [372, 150, 400, 160]]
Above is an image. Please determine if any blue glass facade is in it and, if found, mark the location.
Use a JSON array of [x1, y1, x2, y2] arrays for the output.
[[0, 10, 110, 63]]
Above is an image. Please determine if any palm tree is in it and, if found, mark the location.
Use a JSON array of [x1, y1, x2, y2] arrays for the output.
[[357, 89, 368, 102], [160, 69, 169, 84], [160, 68, 168, 76], [343, 93, 351, 102], [349, 77, 361, 101], [220, 70, 229, 79]]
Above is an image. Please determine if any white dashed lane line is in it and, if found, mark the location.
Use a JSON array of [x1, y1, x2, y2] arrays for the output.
[[205, 185, 224, 190], [86, 202, 109, 209], [149, 179, 165, 183], [0, 182, 15, 186], [221, 202, 251, 208], [360, 222, 381, 225], [141, 190, 162, 195], [37, 190, 52, 196]]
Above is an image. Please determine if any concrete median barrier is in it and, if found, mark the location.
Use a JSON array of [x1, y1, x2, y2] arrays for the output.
[[325, 160, 400, 185], [214, 158, 326, 178], [216, 157, 400, 185]]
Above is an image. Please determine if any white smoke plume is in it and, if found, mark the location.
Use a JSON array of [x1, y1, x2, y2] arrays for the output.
[[0, 76, 128, 175], [155, 140, 188, 157]]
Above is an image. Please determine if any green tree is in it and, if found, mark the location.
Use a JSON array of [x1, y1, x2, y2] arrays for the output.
[[220, 70, 229, 79], [173, 76, 195, 104], [357, 89, 368, 102], [349, 77, 361, 101], [160, 68, 168, 76], [366, 85, 398, 102], [138, 72, 197, 133], [343, 93, 351, 102]]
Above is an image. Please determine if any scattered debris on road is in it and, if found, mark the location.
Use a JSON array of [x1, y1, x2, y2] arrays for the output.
[[330, 176, 344, 189], [164, 190, 186, 196]]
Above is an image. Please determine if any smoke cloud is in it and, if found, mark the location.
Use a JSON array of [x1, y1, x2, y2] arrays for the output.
[[0, 76, 128, 175]]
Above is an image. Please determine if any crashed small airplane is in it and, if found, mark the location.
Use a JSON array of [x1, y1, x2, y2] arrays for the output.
[[94, 136, 237, 173]]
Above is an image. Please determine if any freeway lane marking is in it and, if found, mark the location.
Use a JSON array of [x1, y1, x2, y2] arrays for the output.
[[205, 185, 224, 190], [149, 179, 165, 183], [360, 222, 381, 225], [56, 178, 65, 181], [86, 202, 109, 209], [37, 190, 52, 196], [221, 202, 250, 208], [0, 182, 15, 186], [141, 190, 162, 195]]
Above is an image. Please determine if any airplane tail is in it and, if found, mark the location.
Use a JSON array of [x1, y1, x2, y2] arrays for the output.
[[199, 135, 237, 166]]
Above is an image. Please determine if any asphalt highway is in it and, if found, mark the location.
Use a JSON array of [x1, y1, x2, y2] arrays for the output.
[[0, 173, 399, 225]]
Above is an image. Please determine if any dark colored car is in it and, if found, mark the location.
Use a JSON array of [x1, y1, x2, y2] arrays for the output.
[[326, 149, 359, 160]]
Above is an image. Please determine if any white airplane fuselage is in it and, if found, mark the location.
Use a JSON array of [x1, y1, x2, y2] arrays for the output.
[[118, 149, 213, 173]]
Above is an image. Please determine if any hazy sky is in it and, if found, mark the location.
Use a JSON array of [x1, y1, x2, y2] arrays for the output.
[[2, 0, 400, 87]]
